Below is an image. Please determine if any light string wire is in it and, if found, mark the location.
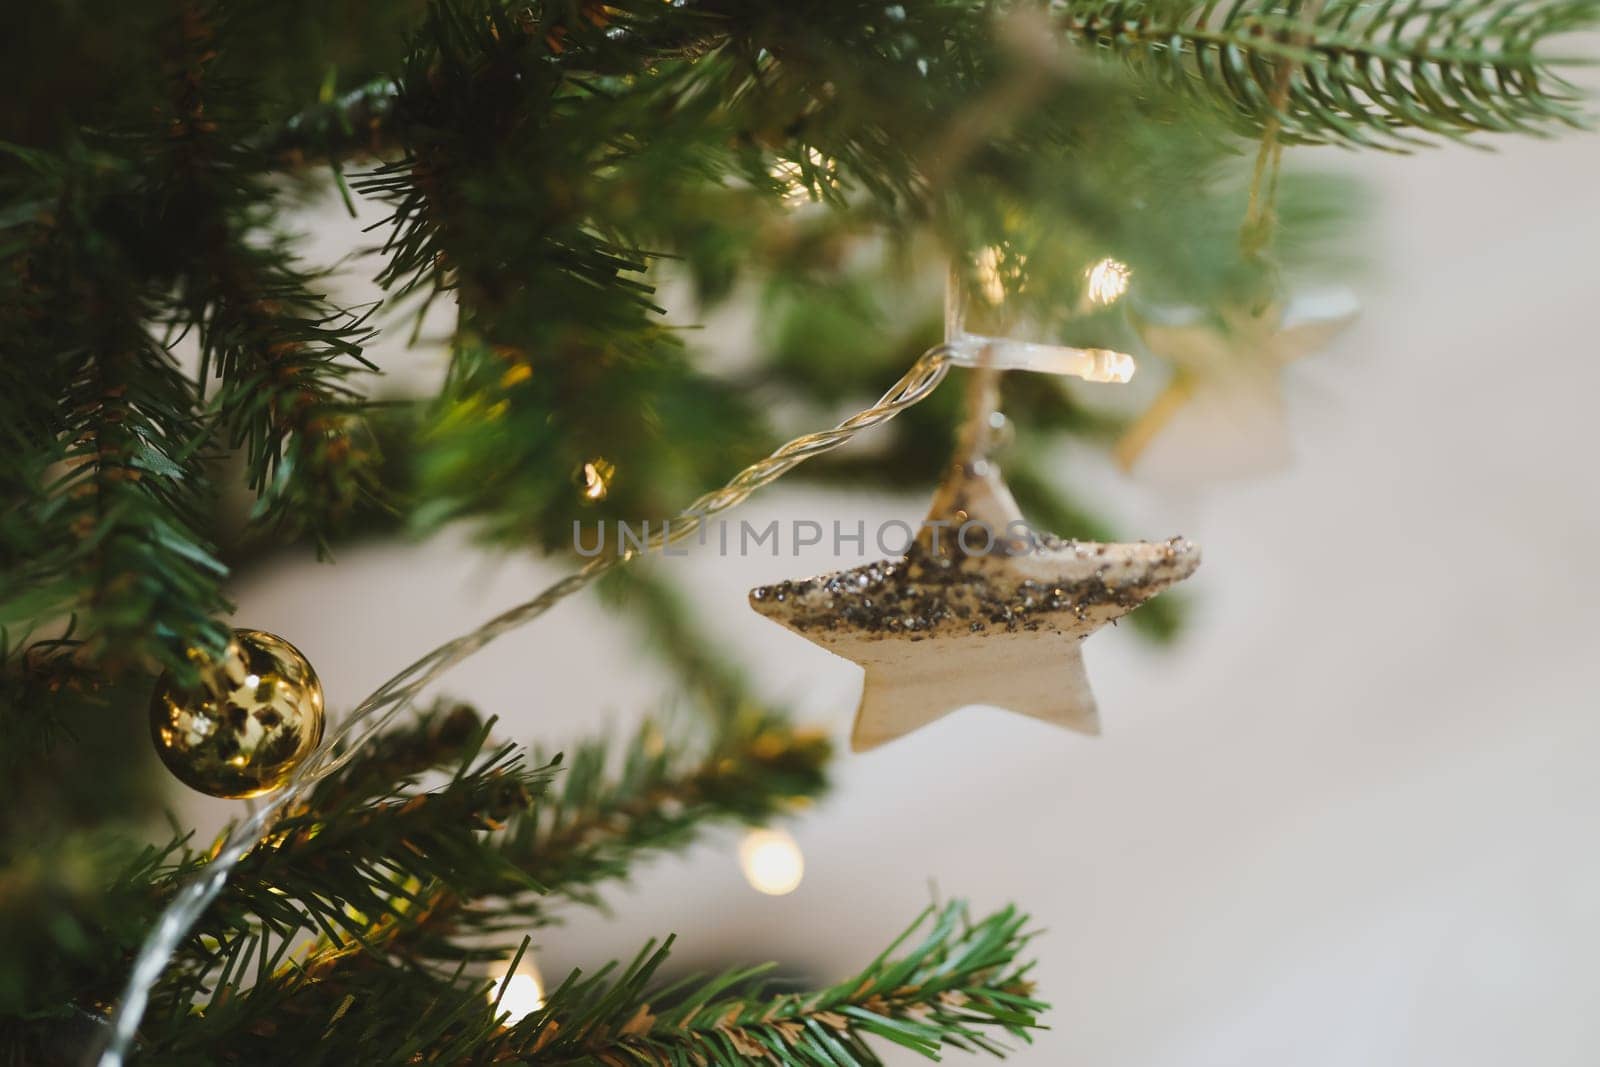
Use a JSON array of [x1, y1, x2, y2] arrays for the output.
[[95, 341, 967, 1066]]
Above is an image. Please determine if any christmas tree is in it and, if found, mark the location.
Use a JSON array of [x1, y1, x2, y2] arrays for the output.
[[3, 1, 1593, 1063]]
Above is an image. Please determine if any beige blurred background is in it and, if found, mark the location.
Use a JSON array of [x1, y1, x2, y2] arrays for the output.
[[180, 126, 1600, 1064]]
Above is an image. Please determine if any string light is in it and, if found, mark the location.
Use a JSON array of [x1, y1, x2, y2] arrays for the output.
[[579, 458, 614, 501], [739, 828, 804, 896], [1076, 347, 1137, 383], [1085, 257, 1131, 306], [953, 252, 1136, 383], [945, 335, 1136, 384], [490, 959, 545, 1023]]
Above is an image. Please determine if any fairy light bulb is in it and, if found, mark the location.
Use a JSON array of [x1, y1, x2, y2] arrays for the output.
[[579, 458, 614, 501], [739, 828, 804, 896], [1085, 257, 1131, 306], [945, 338, 1137, 384], [1080, 347, 1138, 383], [490, 960, 545, 1022], [949, 253, 1135, 384]]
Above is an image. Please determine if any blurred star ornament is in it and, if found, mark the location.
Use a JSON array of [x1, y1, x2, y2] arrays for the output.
[[749, 369, 1199, 751], [1115, 289, 1357, 483], [149, 629, 325, 798]]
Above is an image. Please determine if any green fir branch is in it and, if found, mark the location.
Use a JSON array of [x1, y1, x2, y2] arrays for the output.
[[138, 900, 1042, 1066], [306, 699, 488, 812], [0, 146, 231, 673], [156, 3, 382, 548], [1064, 0, 1597, 148], [506, 711, 830, 915], [331, 708, 830, 964], [152, 703, 823, 988], [127, 706, 842, 1063], [498, 900, 1045, 1065], [180, 732, 553, 964], [353, 0, 1246, 553]]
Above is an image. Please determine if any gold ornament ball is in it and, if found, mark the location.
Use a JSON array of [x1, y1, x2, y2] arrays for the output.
[[149, 629, 326, 799]]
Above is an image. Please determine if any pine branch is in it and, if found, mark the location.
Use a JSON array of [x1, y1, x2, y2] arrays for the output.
[[347, 0, 1325, 554], [352, 2, 775, 543], [176, 732, 554, 974], [157, 3, 381, 548], [13, 698, 821, 1047], [1063, 0, 1597, 148], [122, 706, 839, 1062], [141, 700, 823, 991], [498, 900, 1045, 1064], [306, 699, 487, 812], [0, 146, 231, 673], [340, 709, 830, 963], [509, 712, 830, 914], [0, 707, 542, 1051], [139, 900, 1043, 1065]]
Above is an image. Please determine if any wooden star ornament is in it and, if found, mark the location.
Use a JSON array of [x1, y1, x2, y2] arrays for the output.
[[748, 461, 1200, 751], [1115, 289, 1357, 483]]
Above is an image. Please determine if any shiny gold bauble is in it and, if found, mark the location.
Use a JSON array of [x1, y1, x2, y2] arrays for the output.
[[149, 629, 325, 799]]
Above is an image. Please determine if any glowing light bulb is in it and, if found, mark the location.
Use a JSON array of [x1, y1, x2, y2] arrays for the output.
[[945, 338, 1137, 384], [1085, 257, 1131, 306], [1079, 347, 1138, 384], [739, 828, 804, 896], [579, 458, 614, 501], [490, 962, 545, 1022]]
